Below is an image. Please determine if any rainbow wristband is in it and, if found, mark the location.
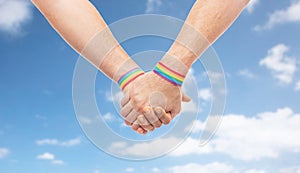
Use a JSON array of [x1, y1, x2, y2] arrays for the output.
[[153, 62, 185, 86], [118, 67, 144, 90]]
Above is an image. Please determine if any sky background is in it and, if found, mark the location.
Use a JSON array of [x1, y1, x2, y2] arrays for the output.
[[1, 0, 300, 173]]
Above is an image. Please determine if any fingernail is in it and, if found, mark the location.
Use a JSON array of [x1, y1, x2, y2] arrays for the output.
[[137, 128, 144, 134], [143, 107, 151, 115], [155, 108, 162, 115], [145, 110, 150, 115], [139, 117, 146, 124]]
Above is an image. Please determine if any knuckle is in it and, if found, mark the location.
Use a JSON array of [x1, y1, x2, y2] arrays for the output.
[[149, 126, 155, 131], [155, 121, 162, 128], [125, 120, 132, 126], [146, 115, 157, 124], [120, 109, 126, 117], [126, 115, 136, 124], [131, 124, 139, 131], [162, 116, 171, 125], [136, 105, 145, 112], [164, 120, 171, 125], [131, 98, 147, 112]]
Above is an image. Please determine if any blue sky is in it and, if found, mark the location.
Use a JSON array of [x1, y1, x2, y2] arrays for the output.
[[1, 0, 300, 173]]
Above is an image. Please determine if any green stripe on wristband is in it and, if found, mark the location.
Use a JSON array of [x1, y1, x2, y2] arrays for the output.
[[118, 68, 144, 90], [153, 62, 185, 86]]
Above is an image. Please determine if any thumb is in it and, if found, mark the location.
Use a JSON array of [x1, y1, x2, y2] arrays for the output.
[[182, 92, 191, 102]]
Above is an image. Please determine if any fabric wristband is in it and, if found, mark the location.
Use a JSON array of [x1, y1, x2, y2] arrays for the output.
[[118, 67, 144, 90], [153, 62, 186, 87]]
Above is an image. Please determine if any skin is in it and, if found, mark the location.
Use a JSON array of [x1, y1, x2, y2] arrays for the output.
[[121, 72, 191, 133], [124, 0, 250, 134], [31, 0, 179, 134], [32, 0, 250, 134], [168, 0, 250, 68], [32, 0, 130, 79]]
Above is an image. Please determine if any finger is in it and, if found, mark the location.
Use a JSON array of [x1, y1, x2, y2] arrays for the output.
[[132, 121, 140, 131], [170, 108, 181, 119], [125, 120, 132, 126], [137, 115, 155, 131], [154, 107, 172, 125], [182, 93, 191, 102], [143, 106, 162, 128], [172, 107, 182, 118], [125, 110, 139, 125], [120, 94, 130, 107], [137, 127, 148, 135], [132, 120, 147, 131], [132, 121, 147, 134], [120, 102, 133, 118]]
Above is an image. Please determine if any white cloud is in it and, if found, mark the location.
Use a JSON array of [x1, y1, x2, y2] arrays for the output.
[[60, 138, 81, 147], [170, 137, 213, 156], [93, 170, 101, 173], [145, 0, 162, 13], [106, 91, 123, 103], [246, 0, 260, 13], [181, 100, 198, 113], [36, 139, 58, 145], [36, 137, 81, 147], [171, 107, 300, 161], [244, 169, 267, 173], [0, 0, 32, 34], [184, 120, 206, 134], [152, 168, 160, 173], [280, 166, 300, 173], [182, 68, 196, 93], [169, 162, 267, 173], [181, 68, 200, 113], [254, 0, 300, 31], [198, 88, 212, 101], [37, 152, 55, 160], [199, 71, 227, 98], [35, 114, 47, 120], [51, 159, 64, 165], [206, 71, 224, 84], [169, 162, 236, 173], [260, 44, 296, 84], [103, 112, 116, 122], [0, 148, 9, 159], [238, 69, 256, 78], [109, 137, 180, 157], [36, 152, 64, 165], [295, 81, 300, 91], [125, 167, 135, 172], [78, 116, 93, 125]]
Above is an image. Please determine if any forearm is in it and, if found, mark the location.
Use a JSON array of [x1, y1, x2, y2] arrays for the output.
[[32, 0, 136, 80], [165, 0, 249, 68]]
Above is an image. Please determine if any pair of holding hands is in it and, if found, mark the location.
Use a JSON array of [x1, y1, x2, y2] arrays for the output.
[[118, 60, 191, 134]]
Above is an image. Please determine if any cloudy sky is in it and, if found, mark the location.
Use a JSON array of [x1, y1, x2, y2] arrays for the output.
[[1, 0, 300, 173]]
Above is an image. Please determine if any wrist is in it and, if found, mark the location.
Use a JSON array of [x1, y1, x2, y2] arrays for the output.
[[153, 55, 188, 87], [114, 60, 144, 91], [166, 42, 197, 68]]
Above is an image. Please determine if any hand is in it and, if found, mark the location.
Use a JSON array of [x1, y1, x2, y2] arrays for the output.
[[120, 71, 190, 134]]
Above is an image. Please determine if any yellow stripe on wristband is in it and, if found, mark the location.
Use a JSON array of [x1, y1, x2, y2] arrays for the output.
[[156, 63, 185, 82], [118, 68, 144, 90], [153, 62, 185, 86]]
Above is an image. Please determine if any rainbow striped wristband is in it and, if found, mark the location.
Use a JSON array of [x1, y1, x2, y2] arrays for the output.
[[153, 62, 186, 86], [118, 67, 144, 90]]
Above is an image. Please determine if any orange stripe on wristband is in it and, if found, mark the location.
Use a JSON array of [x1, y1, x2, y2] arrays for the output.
[[118, 68, 144, 90], [153, 62, 185, 86]]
